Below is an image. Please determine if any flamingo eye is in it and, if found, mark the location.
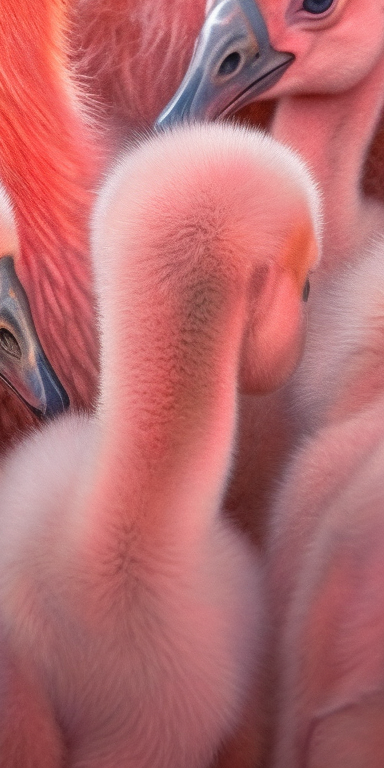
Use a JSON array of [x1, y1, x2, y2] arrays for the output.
[[302, 278, 310, 302], [0, 328, 21, 358], [302, 0, 334, 13]]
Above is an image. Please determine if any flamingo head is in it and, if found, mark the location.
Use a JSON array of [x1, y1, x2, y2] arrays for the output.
[[156, 0, 384, 126], [156, 0, 294, 127], [254, 0, 384, 97], [95, 124, 321, 396], [0, 189, 69, 419]]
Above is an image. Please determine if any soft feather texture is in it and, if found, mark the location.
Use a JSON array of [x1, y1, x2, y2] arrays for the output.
[[0, 0, 103, 447], [93, 0, 384, 548], [71, 0, 207, 137], [245, 3, 384, 762], [267, 238, 384, 766], [70, 0, 275, 149], [222, 0, 384, 544], [68, 4, 384, 763], [0, 123, 320, 767], [0, 186, 38, 438]]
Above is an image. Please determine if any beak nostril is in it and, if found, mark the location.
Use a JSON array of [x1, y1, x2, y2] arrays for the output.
[[0, 328, 21, 359], [155, 0, 295, 127], [218, 51, 242, 77]]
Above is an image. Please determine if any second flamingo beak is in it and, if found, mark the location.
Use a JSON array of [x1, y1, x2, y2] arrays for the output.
[[156, 0, 294, 128], [0, 256, 70, 419]]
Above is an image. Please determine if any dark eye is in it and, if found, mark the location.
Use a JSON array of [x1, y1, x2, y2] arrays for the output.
[[0, 328, 21, 358], [302, 278, 310, 302], [303, 0, 334, 13]]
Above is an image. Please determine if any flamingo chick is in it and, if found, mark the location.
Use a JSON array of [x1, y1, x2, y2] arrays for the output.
[[0, 123, 320, 767]]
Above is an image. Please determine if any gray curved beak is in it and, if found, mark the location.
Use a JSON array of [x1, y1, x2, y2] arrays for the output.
[[0, 256, 69, 419], [156, 0, 294, 129]]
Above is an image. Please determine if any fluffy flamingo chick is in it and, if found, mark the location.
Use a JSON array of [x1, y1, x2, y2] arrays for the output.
[[267, 240, 384, 767], [0, 123, 320, 767]]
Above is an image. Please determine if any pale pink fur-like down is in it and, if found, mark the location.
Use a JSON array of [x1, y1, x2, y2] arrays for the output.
[[0, 123, 320, 767], [268, 239, 384, 767]]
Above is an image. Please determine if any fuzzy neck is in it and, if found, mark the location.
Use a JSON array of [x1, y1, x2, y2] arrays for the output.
[[271, 54, 384, 271], [88, 276, 245, 550]]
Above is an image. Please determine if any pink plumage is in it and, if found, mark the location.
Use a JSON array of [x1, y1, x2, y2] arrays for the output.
[[0, 123, 320, 767], [267, 238, 384, 767], [0, 0, 103, 446], [214, 4, 384, 762], [70, 0, 206, 139], [70, 0, 384, 205], [223, 0, 384, 531]]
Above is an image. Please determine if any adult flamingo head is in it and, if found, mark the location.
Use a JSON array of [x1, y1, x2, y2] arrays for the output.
[[0, 189, 69, 419], [157, 0, 384, 126]]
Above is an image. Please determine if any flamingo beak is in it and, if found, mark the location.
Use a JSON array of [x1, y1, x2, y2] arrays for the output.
[[0, 256, 69, 419], [156, 0, 294, 129]]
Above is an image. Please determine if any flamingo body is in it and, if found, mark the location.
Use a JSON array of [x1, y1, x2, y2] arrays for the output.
[[266, 238, 384, 766], [269, 403, 384, 767]]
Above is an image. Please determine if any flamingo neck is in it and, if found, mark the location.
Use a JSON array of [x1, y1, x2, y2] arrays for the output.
[[89, 282, 245, 548], [271, 54, 384, 271]]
